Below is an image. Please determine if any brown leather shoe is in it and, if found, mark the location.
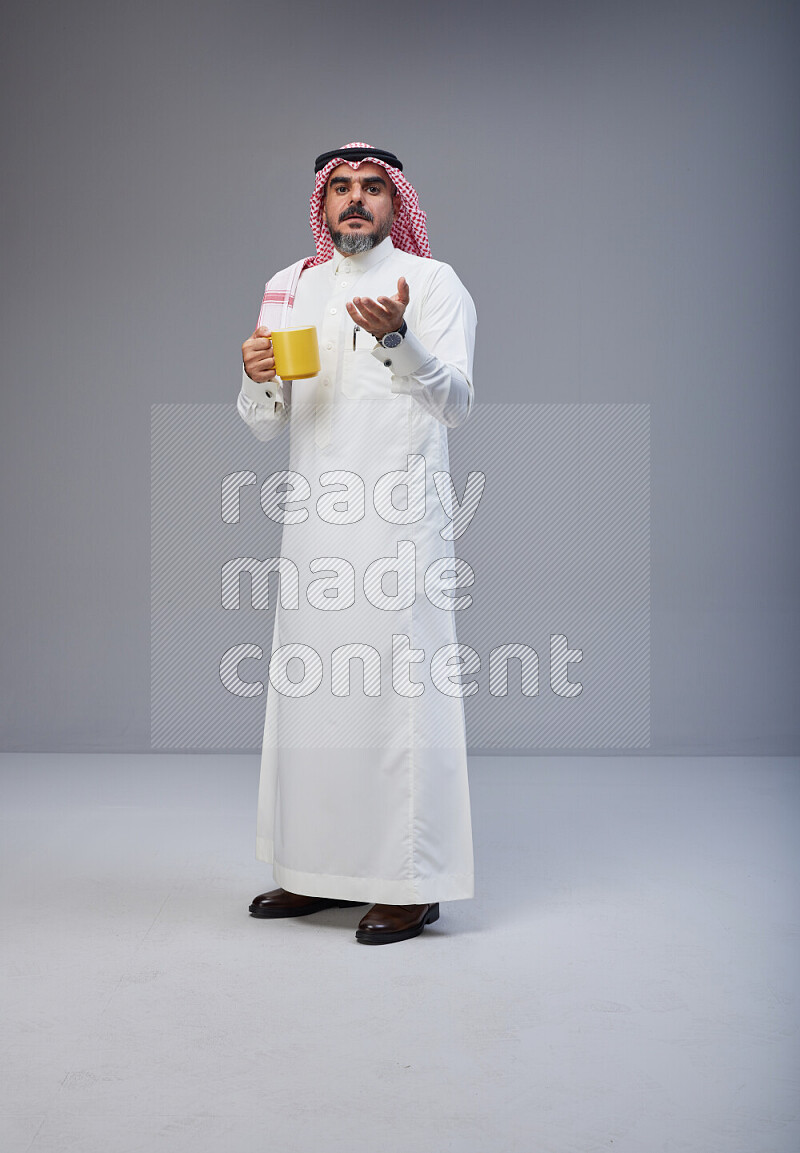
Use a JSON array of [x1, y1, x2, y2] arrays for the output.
[[355, 902, 440, 945], [249, 887, 368, 919]]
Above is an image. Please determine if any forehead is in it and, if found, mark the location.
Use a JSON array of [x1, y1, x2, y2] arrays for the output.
[[326, 161, 392, 186]]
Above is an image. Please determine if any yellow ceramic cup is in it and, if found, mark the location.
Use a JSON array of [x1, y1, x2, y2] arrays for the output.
[[270, 326, 321, 380]]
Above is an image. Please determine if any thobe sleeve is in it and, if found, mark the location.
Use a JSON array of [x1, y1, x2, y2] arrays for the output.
[[237, 366, 290, 443], [369, 262, 477, 428]]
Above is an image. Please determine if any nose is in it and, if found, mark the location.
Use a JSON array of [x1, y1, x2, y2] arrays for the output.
[[349, 180, 364, 203]]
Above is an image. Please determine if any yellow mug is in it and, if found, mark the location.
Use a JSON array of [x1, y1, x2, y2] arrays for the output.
[[270, 326, 321, 380]]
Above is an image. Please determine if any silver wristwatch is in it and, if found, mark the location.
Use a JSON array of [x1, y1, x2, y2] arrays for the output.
[[378, 321, 407, 349]]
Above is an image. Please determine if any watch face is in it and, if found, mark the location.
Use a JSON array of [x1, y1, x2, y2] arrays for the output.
[[382, 331, 402, 349]]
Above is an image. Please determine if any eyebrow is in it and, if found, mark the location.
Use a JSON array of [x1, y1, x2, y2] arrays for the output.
[[328, 174, 388, 187]]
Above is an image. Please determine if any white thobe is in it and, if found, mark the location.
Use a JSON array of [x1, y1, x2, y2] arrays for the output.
[[237, 236, 477, 903]]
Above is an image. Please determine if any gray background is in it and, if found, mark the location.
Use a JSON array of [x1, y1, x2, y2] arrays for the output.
[[1, 0, 797, 754]]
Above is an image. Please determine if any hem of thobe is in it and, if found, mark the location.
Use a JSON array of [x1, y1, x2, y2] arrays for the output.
[[256, 840, 474, 903]]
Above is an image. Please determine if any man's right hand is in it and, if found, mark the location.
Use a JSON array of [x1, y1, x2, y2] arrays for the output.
[[242, 326, 277, 382]]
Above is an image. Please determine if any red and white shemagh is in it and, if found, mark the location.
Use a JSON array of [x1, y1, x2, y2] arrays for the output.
[[258, 143, 430, 330], [307, 141, 431, 266]]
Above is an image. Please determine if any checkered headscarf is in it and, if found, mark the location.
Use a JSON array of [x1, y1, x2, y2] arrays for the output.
[[258, 144, 432, 329], [304, 141, 431, 268]]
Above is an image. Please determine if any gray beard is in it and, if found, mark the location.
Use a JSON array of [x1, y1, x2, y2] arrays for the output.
[[327, 216, 393, 255], [330, 229, 378, 254]]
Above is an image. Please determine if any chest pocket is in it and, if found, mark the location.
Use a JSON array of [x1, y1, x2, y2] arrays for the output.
[[352, 325, 375, 353], [342, 327, 401, 400]]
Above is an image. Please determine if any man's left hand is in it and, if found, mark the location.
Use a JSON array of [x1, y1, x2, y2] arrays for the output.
[[346, 277, 410, 341]]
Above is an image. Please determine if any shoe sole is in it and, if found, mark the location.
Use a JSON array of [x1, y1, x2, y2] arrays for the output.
[[249, 899, 368, 919], [355, 903, 440, 945]]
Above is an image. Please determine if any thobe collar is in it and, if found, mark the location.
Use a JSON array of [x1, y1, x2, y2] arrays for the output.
[[331, 235, 395, 276]]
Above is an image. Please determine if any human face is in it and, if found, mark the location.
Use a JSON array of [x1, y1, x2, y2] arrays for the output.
[[324, 162, 398, 255]]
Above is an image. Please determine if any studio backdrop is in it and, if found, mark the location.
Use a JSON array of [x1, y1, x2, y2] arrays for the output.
[[0, 0, 797, 754]]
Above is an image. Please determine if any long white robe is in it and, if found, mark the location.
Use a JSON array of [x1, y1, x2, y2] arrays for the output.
[[237, 236, 476, 903]]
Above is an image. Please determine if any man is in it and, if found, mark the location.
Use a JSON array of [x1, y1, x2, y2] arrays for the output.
[[238, 143, 476, 945]]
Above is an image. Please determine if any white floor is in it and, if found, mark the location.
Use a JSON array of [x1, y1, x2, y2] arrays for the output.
[[1, 754, 798, 1153]]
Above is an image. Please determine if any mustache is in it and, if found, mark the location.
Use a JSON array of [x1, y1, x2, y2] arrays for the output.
[[338, 205, 374, 224]]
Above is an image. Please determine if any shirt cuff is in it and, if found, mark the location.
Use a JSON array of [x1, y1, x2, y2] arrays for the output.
[[369, 328, 432, 391], [241, 365, 285, 410]]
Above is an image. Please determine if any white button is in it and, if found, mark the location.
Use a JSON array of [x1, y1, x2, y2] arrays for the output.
[[330, 307, 337, 315], [323, 379, 329, 387], [340, 280, 348, 287], [326, 342, 333, 350]]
